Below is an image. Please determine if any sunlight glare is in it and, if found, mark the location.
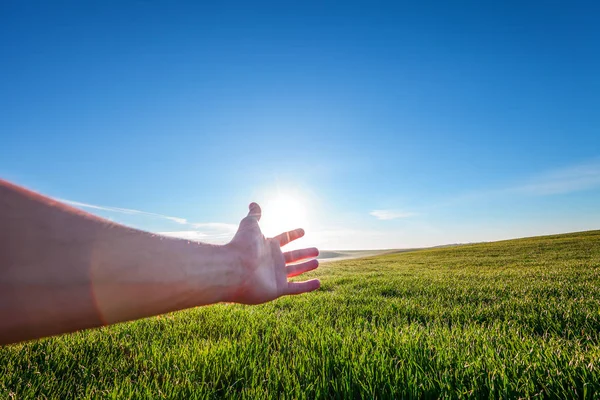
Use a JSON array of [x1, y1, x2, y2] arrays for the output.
[[259, 193, 309, 240]]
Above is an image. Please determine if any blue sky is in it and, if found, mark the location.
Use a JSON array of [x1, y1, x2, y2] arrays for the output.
[[1, 1, 599, 249]]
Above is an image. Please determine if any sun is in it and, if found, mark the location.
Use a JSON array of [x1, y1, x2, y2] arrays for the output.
[[259, 193, 310, 239]]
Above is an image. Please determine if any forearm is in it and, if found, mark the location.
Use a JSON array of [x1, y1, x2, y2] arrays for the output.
[[0, 180, 240, 345]]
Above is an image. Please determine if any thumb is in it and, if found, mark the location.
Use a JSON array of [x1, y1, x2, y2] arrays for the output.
[[247, 202, 262, 222], [233, 202, 263, 240]]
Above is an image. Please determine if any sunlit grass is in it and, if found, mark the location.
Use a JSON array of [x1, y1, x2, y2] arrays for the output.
[[2, 230, 600, 398]]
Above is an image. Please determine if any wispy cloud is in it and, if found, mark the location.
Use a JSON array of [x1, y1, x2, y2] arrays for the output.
[[191, 222, 238, 231], [159, 224, 238, 244], [509, 160, 600, 196], [369, 209, 417, 220], [59, 198, 239, 243], [431, 159, 600, 210], [60, 199, 188, 224]]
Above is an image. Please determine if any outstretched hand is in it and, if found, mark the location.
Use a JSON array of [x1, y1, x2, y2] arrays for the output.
[[0, 180, 321, 344], [226, 202, 320, 304]]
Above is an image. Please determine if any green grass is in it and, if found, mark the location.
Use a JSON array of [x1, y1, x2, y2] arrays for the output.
[[3, 230, 600, 399]]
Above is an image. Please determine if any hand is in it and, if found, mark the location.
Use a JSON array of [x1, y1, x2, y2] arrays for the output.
[[225, 202, 320, 304]]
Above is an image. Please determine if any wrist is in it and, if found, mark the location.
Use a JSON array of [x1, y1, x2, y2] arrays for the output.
[[186, 241, 245, 304]]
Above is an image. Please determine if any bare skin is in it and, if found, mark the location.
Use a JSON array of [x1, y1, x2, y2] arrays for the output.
[[0, 179, 320, 345]]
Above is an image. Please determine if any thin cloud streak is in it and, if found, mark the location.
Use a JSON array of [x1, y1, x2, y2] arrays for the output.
[[59, 199, 189, 224], [431, 159, 600, 210], [191, 222, 239, 231], [159, 225, 238, 244], [509, 160, 600, 196], [369, 209, 417, 220], [58, 198, 239, 243]]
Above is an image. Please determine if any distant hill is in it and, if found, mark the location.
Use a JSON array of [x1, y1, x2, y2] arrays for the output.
[[317, 229, 600, 262], [317, 249, 413, 262]]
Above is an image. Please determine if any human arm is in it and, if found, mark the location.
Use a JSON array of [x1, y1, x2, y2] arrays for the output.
[[0, 179, 319, 345]]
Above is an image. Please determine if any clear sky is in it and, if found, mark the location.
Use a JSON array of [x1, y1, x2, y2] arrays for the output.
[[1, 1, 599, 250]]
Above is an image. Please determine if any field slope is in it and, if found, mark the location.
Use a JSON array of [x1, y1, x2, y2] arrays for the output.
[[2, 230, 600, 399]]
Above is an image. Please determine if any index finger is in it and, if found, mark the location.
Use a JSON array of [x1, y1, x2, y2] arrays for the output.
[[272, 228, 305, 247]]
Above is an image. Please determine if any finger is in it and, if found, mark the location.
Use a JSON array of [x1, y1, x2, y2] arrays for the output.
[[283, 247, 319, 264], [286, 259, 319, 278], [273, 228, 304, 247], [239, 203, 262, 229], [247, 202, 262, 221], [285, 279, 321, 295]]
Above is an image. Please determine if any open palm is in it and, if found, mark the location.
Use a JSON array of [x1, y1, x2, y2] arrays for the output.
[[227, 203, 320, 304]]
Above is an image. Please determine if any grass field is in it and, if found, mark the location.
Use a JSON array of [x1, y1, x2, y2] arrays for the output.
[[2, 230, 600, 399]]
